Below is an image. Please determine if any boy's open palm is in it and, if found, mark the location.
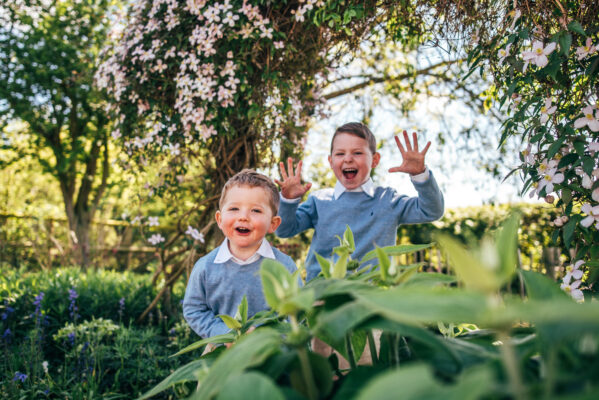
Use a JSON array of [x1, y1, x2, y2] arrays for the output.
[[276, 158, 312, 199], [389, 130, 430, 176]]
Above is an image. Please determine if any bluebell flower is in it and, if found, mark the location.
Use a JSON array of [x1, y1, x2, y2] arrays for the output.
[[67, 332, 76, 346], [12, 371, 27, 382], [2, 328, 11, 342], [68, 287, 79, 321]]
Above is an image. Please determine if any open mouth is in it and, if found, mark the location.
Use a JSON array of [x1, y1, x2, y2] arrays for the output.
[[235, 227, 251, 234], [342, 168, 358, 180]]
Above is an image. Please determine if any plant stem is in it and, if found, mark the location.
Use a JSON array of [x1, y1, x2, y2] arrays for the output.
[[498, 330, 527, 400], [367, 330, 378, 365], [291, 315, 318, 400], [345, 334, 357, 370]]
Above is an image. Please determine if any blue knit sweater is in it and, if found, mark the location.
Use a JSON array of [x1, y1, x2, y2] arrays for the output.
[[183, 245, 296, 338], [276, 173, 444, 281]]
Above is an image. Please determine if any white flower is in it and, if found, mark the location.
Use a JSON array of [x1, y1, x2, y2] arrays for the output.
[[522, 144, 535, 164], [522, 41, 556, 68], [574, 106, 599, 132], [508, 8, 521, 30], [539, 98, 557, 123], [553, 215, 569, 227], [560, 275, 584, 302], [42, 361, 49, 374], [498, 43, 512, 65], [576, 38, 597, 60], [581, 203, 599, 228], [538, 167, 564, 193], [147, 216, 159, 226], [185, 225, 205, 242], [564, 260, 584, 282], [148, 234, 165, 245]]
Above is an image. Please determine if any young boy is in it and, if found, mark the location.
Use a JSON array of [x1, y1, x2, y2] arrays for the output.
[[183, 169, 297, 338], [275, 122, 444, 282]]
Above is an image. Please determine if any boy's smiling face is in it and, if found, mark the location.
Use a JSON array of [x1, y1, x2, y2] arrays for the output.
[[215, 184, 281, 260], [328, 132, 380, 190]]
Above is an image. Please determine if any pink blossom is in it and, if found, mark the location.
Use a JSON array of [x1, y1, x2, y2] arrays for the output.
[[539, 98, 557, 123], [581, 203, 599, 228], [576, 38, 597, 60], [498, 43, 512, 65], [522, 41, 556, 68], [574, 105, 599, 132]]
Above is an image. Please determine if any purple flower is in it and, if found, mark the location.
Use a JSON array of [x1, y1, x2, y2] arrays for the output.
[[68, 287, 79, 321], [33, 292, 45, 320], [2, 328, 11, 343], [67, 332, 76, 346], [12, 371, 27, 382]]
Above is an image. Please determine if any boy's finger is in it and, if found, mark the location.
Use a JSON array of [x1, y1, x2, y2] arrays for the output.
[[296, 160, 303, 177], [421, 141, 431, 155], [394, 135, 406, 154], [279, 161, 288, 180], [287, 157, 294, 177], [388, 166, 405, 173], [412, 132, 419, 152], [402, 130, 413, 152]]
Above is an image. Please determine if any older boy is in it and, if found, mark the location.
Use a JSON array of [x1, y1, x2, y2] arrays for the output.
[[276, 122, 444, 282], [183, 169, 297, 338]]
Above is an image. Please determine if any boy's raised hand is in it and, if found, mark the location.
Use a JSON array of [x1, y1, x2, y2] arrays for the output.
[[275, 157, 312, 199], [388, 130, 430, 176]]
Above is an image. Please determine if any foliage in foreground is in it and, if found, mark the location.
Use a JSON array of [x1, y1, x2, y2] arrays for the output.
[[146, 218, 599, 399]]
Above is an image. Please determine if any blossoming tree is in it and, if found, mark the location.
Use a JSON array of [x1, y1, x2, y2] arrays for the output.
[[427, 0, 599, 299]]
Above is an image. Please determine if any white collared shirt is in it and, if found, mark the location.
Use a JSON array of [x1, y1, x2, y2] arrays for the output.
[[213, 238, 276, 265]]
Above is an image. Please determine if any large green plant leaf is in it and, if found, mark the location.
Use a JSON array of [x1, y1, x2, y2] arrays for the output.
[[215, 372, 285, 400], [355, 363, 493, 400], [138, 359, 211, 399], [353, 287, 489, 326], [191, 328, 282, 400], [520, 269, 568, 300], [495, 213, 519, 283], [360, 243, 433, 263], [316, 301, 375, 341], [435, 234, 499, 293]]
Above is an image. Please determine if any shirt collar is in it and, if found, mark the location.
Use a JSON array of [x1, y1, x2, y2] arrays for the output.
[[214, 238, 276, 265], [333, 178, 375, 200]]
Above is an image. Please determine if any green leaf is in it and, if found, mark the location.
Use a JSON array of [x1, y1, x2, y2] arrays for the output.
[[353, 287, 489, 326], [316, 301, 375, 342], [435, 234, 499, 293], [361, 243, 432, 263], [355, 363, 493, 400], [192, 329, 282, 400], [343, 225, 355, 252], [260, 259, 296, 311], [495, 213, 519, 283], [215, 372, 285, 400], [559, 32, 572, 56], [400, 272, 457, 287], [278, 289, 315, 315], [219, 314, 242, 331], [520, 270, 568, 300], [374, 245, 390, 280], [332, 248, 349, 279], [567, 21, 586, 36], [138, 359, 210, 399], [562, 217, 577, 247], [547, 135, 567, 158], [315, 252, 332, 278], [171, 333, 235, 357], [239, 295, 248, 325]]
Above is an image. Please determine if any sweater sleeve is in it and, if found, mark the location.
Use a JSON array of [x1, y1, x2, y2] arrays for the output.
[[182, 258, 230, 338], [394, 170, 444, 224], [275, 194, 317, 238]]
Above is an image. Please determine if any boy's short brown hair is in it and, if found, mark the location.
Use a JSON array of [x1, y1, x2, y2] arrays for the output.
[[330, 122, 377, 154], [219, 169, 280, 215]]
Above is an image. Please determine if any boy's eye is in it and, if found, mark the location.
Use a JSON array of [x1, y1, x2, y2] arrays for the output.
[[229, 207, 239, 211], [252, 209, 262, 213]]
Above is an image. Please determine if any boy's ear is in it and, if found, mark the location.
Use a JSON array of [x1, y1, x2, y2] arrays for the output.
[[327, 154, 333, 168], [268, 215, 282, 233], [371, 152, 381, 169], [215, 210, 222, 229]]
